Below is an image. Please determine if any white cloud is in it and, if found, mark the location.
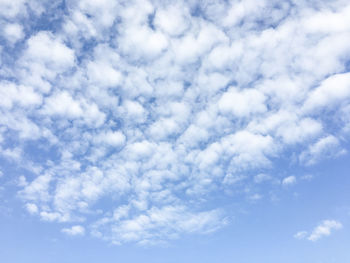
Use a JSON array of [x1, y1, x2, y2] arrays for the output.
[[3, 23, 24, 43], [300, 135, 346, 165], [294, 231, 308, 240], [218, 87, 266, 118], [62, 225, 85, 236], [24, 31, 75, 71], [122, 100, 146, 123], [25, 203, 38, 214], [94, 130, 126, 147], [0, 0, 26, 19], [40, 211, 64, 222], [308, 220, 343, 241], [124, 140, 155, 160], [1, 0, 349, 246], [282, 176, 296, 186], [172, 21, 228, 64], [254, 173, 271, 184], [42, 91, 83, 118], [17, 31, 75, 94], [275, 118, 323, 144], [205, 42, 243, 70], [294, 220, 343, 241], [248, 112, 323, 144], [303, 5, 350, 33], [249, 193, 262, 201], [19, 174, 52, 204], [87, 60, 122, 87], [0, 146, 22, 161], [154, 5, 190, 37], [92, 206, 226, 244], [0, 82, 42, 109], [117, 12, 169, 61], [222, 0, 269, 28], [220, 130, 276, 171], [303, 72, 350, 112]]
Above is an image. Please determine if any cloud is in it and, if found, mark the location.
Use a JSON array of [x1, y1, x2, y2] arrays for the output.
[[0, 82, 42, 109], [299, 135, 347, 165], [3, 23, 24, 44], [25, 203, 38, 214], [303, 72, 350, 112], [62, 225, 85, 236], [254, 173, 271, 184], [218, 87, 266, 118], [86, 60, 123, 88], [0, 0, 26, 19], [295, 220, 343, 241], [282, 176, 296, 186], [0, 145, 22, 161], [154, 4, 190, 37], [294, 231, 308, 240], [308, 220, 343, 241], [19, 173, 52, 204], [0, 0, 349, 245], [24, 31, 75, 71], [303, 5, 350, 34], [42, 91, 83, 118], [92, 206, 226, 245]]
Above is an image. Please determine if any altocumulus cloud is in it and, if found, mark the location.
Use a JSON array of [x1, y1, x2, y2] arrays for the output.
[[0, 0, 349, 245]]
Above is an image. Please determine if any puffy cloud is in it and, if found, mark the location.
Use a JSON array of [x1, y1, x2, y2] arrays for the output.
[[86, 60, 123, 88], [19, 173, 52, 203], [94, 130, 126, 147], [41, 91, 83, 118], [0, 0, 26, 19], [0, 82, 42, 109], [62, 225, 85, 236], [221, 130, 276, 171], [154, 4, 190, 37], [303, 5, 350, 33], [24, 31, 75, 71], [248, 112, 323, 144], [0, 0, 349, 246], [218, 87, 267, 118], [172, 21, 228, 64], [303, 73, 350, 112], [299, 135, 346, 165], [3, 23, 24, 43], [308, 220, 343, 241], [282, 176, 296, 186], [16, 31, 75, 94], [0, 147, 22, 162], [25, 203, 38, 214]]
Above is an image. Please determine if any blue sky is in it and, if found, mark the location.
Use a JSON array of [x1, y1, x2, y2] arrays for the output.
[[0, 0, 350, 262]]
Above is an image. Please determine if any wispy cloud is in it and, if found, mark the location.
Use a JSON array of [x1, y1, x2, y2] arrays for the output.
[[294, 220, 343, 241]]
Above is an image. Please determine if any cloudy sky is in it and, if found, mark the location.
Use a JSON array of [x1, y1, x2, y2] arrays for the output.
[[0, 0, 350, 262]]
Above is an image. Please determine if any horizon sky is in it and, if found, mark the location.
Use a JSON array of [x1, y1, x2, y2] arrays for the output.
[[0, 0, 350, 262]]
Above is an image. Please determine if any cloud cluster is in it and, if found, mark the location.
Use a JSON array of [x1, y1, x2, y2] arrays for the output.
[[0, 0, 349, 244]]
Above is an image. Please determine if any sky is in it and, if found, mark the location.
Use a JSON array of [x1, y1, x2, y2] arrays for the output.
[[0, 0, 350, 262]]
